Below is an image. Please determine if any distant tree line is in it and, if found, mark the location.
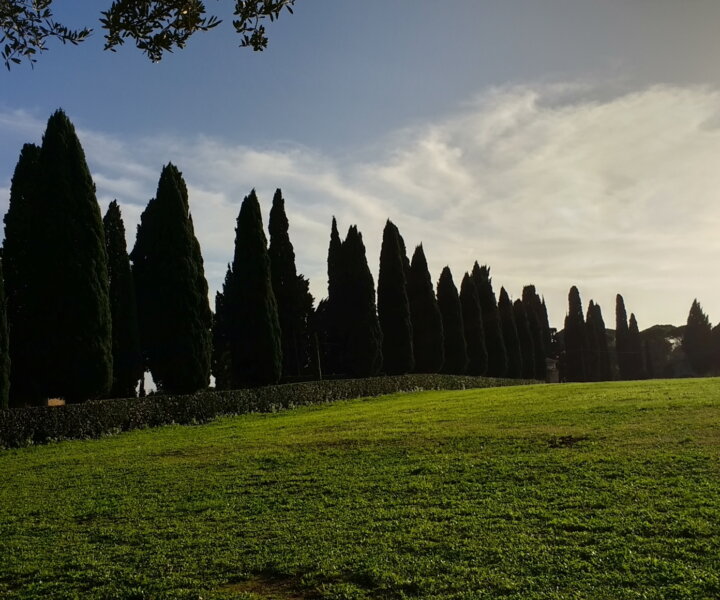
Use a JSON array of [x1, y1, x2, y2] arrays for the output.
[[1, 110, 718, 408]]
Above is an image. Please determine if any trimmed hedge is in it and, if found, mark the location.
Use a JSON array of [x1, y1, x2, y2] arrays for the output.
[[0, 374, 539, 449]]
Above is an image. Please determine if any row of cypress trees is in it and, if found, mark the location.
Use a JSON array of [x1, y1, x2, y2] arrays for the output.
[[562, 287, 645, 382], [315, 218, 552, 380], [0, 108, 555, 409]]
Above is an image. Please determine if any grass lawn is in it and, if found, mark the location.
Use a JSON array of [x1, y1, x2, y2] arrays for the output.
[[1, 378, 719, 599]]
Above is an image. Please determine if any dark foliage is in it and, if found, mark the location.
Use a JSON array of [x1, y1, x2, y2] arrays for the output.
[[437, 267, 468, 374], [28, 111, 112, 404], [615, 294, 630, 380], [683, 299, 714, 376], [498, 287, 522, 378], [322, 217, 345, 375], [339, 226, 383, 377], [268, 189, 313, 378], [563, 286, 588, 382], [2, 0, 294, 68], [585, 301, 612, 381], [224, 190, 282, 387], [3, 143, 42, 406], [522, 285, 550, 367], [459, 273, 487, 376], [627, 313, 647, 380], [711, 324, 720, 375], [472, 263, 507, 377], [0, 374, 537, 449], [513, 299, 536, 380], [131, 163, 212, 394], [407, 245, 444, 373], [377, 220, 414, 374], [103, 201, 142, 398], [0, 260, 8, 408], [212, 272, 232, 390]]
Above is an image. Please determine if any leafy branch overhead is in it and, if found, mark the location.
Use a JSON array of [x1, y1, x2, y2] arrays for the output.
[[1, 0, 295, 69]]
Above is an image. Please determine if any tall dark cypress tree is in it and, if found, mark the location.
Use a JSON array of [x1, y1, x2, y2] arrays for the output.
[[513, 299, 536, 380], [407, 244, 444, 373], [131, 163, 212, 393], [459, 273, 487, 376], [615, 294, 630, 380], [268, 189, 312, 378], [498, 288, 522, 378], [377, 220, 414, 374], [341, 226, 383, 377], [472, 263, 507, 377], [683, 299, 714, 376], [103, 201, 142, 398], [437, 267, 468, 374], [522, 285, 549, 362], [3, 143, 42, 406], [323, 217, 345, 375], [225, 190, 282, 387], [589, 301, 611, 381], [627, 313, 646, 380], [212, 267, 232, 390], [0, 259, 9, 408], [563, 286, 588, 382], [585, 301, 601, 382], [28, 111, 112, 403]]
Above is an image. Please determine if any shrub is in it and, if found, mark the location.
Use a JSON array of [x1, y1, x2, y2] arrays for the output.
[[0, 375, 539, 449]]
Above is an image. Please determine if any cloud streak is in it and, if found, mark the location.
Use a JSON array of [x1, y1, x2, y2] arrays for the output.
[[2, 83, 719, 328]]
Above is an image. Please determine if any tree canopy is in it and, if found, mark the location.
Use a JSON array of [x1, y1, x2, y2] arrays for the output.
[[1, 0, 295, 69]]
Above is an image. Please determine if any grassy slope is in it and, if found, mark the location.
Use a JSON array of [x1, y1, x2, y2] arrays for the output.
[[1, 379, 719, 600]]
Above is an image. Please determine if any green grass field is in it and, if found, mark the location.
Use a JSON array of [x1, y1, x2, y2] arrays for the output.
[[1, 379, 719, 599]]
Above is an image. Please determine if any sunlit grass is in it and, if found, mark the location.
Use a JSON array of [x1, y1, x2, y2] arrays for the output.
[[1, 378, 719, 599]]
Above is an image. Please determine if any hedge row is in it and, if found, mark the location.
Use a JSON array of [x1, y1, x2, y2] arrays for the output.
[[0, 374, 539, 449]]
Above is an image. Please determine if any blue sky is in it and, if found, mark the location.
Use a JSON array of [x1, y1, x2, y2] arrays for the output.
[[3, 1, 720, 329]]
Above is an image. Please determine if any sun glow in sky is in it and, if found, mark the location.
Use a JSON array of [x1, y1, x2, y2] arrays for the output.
[[2, 0, 720, 329]]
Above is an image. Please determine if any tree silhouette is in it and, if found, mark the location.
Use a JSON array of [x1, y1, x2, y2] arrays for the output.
[[377, 220, 414, 374], [2, 0, 295, 68], [132, 163, 212, 393], [407, 244, 444, 373], [437, 267, 468, 374]]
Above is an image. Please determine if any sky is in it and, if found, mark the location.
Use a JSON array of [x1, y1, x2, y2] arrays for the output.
[[2, 0, 720, 330]]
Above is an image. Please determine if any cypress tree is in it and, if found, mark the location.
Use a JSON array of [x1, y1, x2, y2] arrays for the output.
[[522, 285, 549, 376], [212, 267, 232, 390], [3, 143, 42, 406], [407, 244, 444, 373], [225, 190, 282, 387], [563, 286, 588, 382], [323, 217, 345, 375], [103, 201, 142, 398], [341, 226, 383, 377], [377, 220, 414, 374], [590, 301, 612, 381], [437, 267, 468, 374], [683, 299, 714, 376], [268, 189, 312, 378], [20, 111, 112, 403], [0, 259, 8, 408], [131, 163, 212, 393], [459, 273, 487, 376], [585, 301, 601, 382], [513, 299, 536, 380], [498, 287, 523, 378], [627, 313, 646, 380], [616, 294, 630, 380], [472, 263, 507, 377]]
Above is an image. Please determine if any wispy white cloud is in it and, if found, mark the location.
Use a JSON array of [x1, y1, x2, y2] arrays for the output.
[[2, 83, 720, 328]]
